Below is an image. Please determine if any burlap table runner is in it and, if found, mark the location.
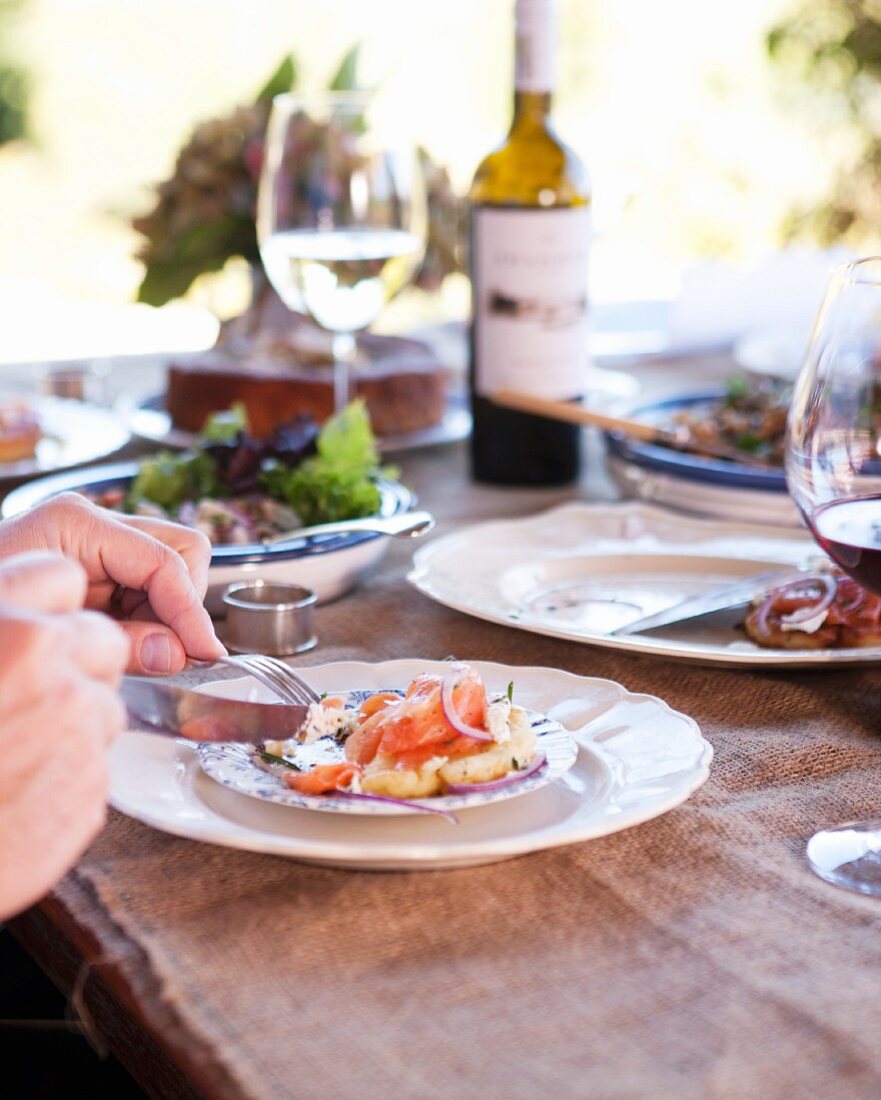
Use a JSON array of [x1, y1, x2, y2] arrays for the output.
[[63, 441, 881, 1100]]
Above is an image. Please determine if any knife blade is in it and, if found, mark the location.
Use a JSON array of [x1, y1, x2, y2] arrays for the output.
[[610, 566, 808, 637], [121, 677, 310, 743]]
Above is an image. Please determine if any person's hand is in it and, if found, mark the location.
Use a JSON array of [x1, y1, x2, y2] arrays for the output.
[[0, 493, 225, 674], [0, 552, 129, 920]]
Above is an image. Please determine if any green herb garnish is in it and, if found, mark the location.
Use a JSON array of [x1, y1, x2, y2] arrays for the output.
[[258, 750, 302, 771], [506, 681, 514, 703], [735, 431, 762, 454], [725, 374, 749, 405]]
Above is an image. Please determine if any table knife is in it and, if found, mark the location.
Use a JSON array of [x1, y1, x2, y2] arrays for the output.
[[121, 677, 309, 743], [610, 566, 808, 636]]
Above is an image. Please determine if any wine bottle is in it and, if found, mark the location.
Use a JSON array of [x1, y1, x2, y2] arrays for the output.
[[468, 0, 590, 485]]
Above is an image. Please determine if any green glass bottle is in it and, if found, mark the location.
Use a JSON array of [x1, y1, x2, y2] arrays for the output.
[[469, 0, 591, 485]]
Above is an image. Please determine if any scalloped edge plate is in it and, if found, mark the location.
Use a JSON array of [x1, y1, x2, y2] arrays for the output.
[[109, 658, 711, 870], [408, 502, 881, 668]]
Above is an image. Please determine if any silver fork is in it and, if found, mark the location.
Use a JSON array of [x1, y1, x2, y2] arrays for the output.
[[218, 654, 321, 706]]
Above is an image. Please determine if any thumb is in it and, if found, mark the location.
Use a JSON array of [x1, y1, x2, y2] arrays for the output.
[[117, 621, 187, 676], [0, 551, 88, 613]]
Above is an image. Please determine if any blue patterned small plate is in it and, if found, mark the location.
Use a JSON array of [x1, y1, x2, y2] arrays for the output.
[[197, 688, 577, 817], [605, 391, 787, 492]]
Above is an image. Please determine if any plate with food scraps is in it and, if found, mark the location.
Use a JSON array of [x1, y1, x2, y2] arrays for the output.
[[604, 386, 800, 528], [196, 665, 577, 818], [0, 395, 130, 482], [108, 659, 711, 870], [408, 502, 881, 668]]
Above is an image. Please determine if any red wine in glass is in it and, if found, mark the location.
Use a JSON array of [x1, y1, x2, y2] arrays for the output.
[[786, 256, 881, 895], [809, 496, 881, 597]]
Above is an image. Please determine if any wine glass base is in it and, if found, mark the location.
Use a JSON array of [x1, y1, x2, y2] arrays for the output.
[[806, 819, 881, 896]]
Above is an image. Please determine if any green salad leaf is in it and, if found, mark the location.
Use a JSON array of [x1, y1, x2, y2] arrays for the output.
[[128, 399, 393, 527], [260, 400, 394, 526], [725, 374, 749, 405], [316, 399, 379, 472], [201, 402, 248, 442], [128, 450, 219, 511]]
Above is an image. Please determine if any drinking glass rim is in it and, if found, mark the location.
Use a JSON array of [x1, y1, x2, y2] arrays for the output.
[[833, 256, 881, 286]]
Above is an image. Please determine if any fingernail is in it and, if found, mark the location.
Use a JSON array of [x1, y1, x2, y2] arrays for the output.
[[140, 633, 172, 674]]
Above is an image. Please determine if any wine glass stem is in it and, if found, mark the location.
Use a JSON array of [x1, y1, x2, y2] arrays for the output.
[[332, 332, 357, 412]]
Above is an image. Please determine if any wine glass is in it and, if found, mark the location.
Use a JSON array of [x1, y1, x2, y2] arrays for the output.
[[786, 255, 881, 895], [256, 92, 427, 413]]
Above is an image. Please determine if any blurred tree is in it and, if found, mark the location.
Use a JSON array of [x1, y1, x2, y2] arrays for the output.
[[0, 0, 28, 144], [768, 0, 881, 245]]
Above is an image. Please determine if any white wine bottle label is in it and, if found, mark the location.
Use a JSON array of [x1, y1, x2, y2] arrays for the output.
[[472, 205, 590, 399], [515, 0, 556, 92]]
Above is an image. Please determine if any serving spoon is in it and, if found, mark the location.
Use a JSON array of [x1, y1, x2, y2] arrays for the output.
[[263, 509, 435, 548], [491, 389, 774, 469]]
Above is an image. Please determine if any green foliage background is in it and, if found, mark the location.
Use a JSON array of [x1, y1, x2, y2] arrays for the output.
[[0, 0, 28, 144], [769, 0, 881, 245]]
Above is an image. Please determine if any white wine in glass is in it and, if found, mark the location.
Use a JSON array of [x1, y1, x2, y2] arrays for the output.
[[257, 93, 426, 412]]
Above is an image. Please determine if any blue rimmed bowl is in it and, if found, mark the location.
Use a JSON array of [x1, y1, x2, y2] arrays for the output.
[[1, 462, 415, 613], [604, 392, 799, 527]]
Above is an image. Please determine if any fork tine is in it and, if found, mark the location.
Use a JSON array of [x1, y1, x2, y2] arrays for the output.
[[238, 657, 306, 704], [218, 655, 303, 705], [233, 655, 313, 706], [245, 655, 322, 704], [246, 655, 320, 705]]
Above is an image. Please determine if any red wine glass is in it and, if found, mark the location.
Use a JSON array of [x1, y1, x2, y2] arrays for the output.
[[786, 255, 881, 895]]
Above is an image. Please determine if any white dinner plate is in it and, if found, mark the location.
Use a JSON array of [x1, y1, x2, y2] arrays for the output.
[[0, 396, 130, 481], [196, 680, 577, 817], [408, 502, 881, 668], [109, 659, 711, 870], [121, 392, 472, 454]]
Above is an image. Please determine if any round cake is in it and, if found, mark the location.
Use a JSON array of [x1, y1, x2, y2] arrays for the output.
[[166, 307, 447, 438]]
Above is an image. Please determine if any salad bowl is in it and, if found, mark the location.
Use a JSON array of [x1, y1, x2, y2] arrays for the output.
[[1, 462, 415, 612]]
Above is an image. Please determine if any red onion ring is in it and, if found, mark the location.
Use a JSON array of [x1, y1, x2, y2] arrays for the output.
[[445, 753, 548, 795], [440, 669, 493, 742], [336, 791, 458, 823], [778, 573, 837, 626], [752, 592, 777, 638]]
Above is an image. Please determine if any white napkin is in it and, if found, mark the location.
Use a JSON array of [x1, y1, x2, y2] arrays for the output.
[[667, 246, 853, 354]]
